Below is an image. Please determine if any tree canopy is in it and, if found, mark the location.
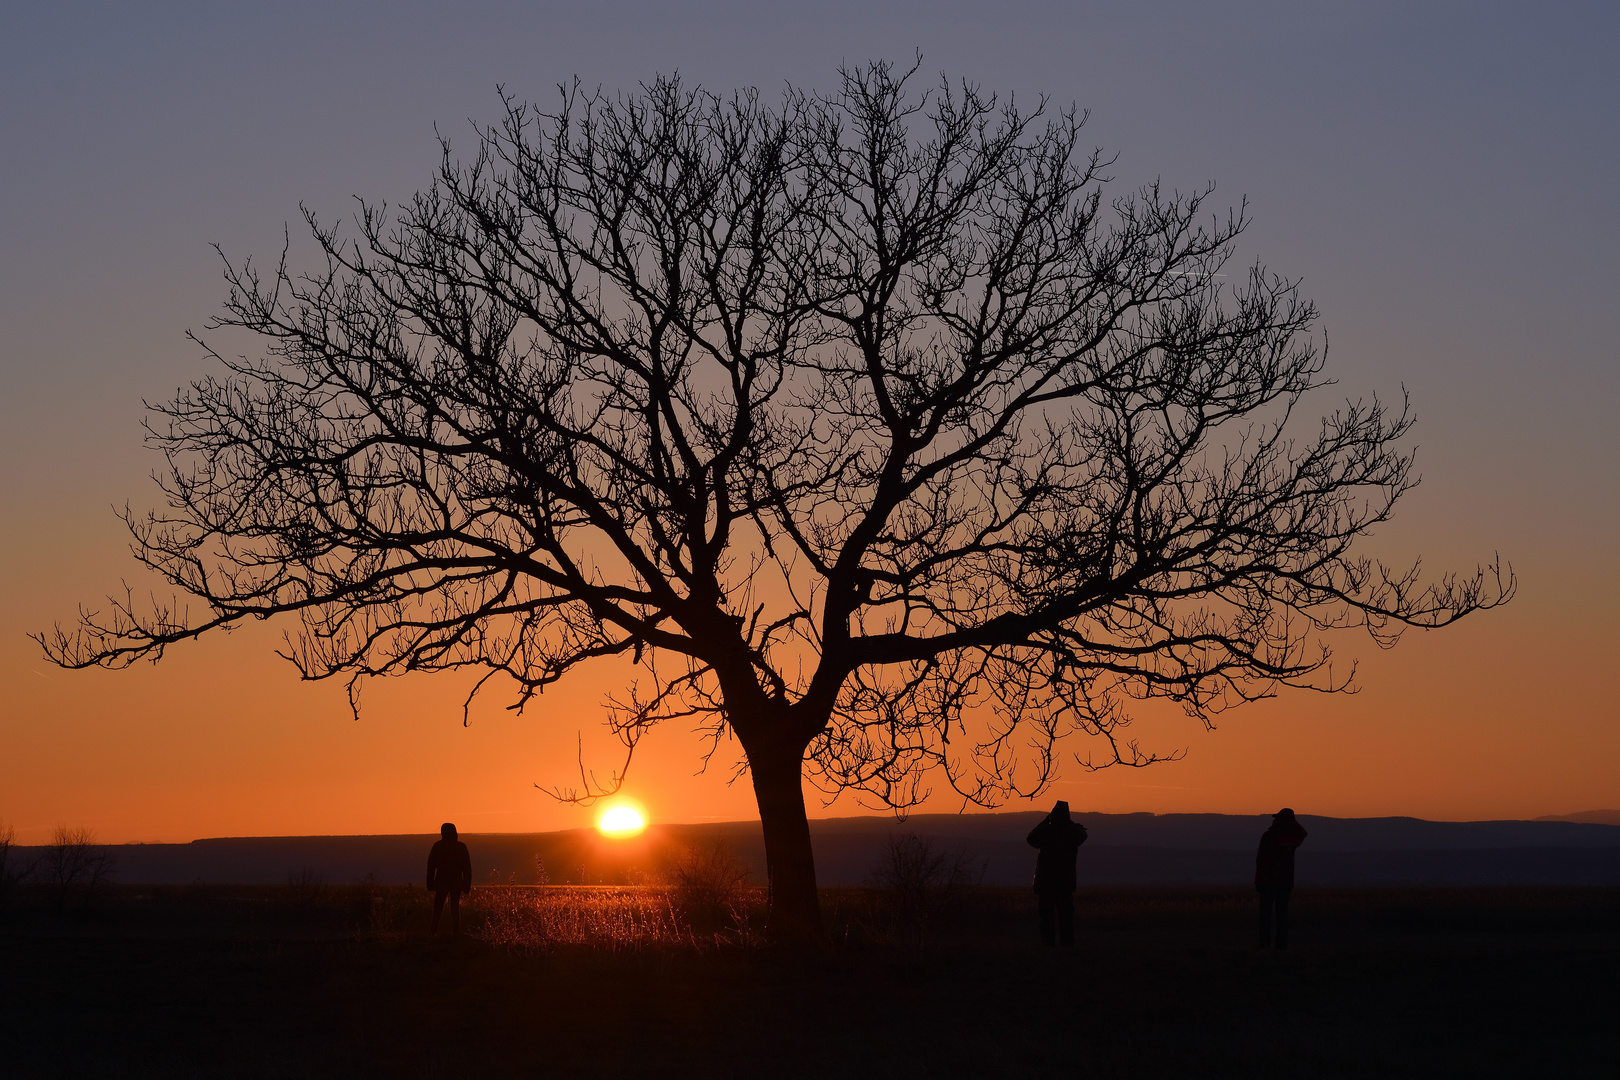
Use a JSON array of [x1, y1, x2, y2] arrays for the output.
[[39, 62, 1511, 940]]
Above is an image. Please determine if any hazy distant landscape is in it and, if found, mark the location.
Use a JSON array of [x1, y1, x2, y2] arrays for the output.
[[26, 811, 1620, 889]]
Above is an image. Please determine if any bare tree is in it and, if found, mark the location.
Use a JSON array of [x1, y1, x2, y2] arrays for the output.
[[35, 826, 117, 907], [37, 62, 1510, 942], [0, 821, 20, 908]]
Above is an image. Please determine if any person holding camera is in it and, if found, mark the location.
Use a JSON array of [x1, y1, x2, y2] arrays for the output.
[[1255, 808, 1308, 949], [1027, 800, 1088, 947]]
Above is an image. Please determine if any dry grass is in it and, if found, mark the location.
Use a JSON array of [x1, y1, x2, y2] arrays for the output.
[[365, 884, 767, 951]]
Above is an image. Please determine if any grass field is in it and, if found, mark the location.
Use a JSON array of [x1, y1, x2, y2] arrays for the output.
[[2, 883, 1614, 1078]]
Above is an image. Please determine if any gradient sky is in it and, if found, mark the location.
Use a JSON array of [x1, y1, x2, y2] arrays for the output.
[[3, 1, 1616, 844]]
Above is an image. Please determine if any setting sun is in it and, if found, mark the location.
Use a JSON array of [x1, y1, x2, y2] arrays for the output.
[[598, 805, 646, 837]]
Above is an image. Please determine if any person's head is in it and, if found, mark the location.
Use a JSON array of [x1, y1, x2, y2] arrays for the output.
[[1273, 808, 1296, 824], [440, 822, 458, 840], [1051, 800, 1071, 822]]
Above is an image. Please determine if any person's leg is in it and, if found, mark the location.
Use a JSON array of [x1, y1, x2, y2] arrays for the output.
[[431, 888, 447, 935], [1037, 893, 1056, 946], [1274, 888, 1291, 950], [1057, 892, 1075, 947], [1258, 889, 1274, 948], [448, 888, 462, 935]]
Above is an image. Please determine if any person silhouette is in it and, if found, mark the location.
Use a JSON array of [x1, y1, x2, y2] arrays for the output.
[[1027, 800, 1088, 947], [1255, 807, 1308, 949], [427, 822, 472, 936]]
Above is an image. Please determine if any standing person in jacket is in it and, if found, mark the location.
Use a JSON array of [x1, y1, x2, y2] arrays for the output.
[[427, 822, 473, 936], [1255, 808, 1308, 949], [1027, 800, 1088, 947]]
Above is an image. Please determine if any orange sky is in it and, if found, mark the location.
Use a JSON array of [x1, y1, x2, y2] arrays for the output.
[[3, 5, 1617, 845], [4, 496, 1614, 844]]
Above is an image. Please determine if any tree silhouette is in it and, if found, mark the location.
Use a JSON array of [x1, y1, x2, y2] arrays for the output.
[[35, 826, 117, 908], [38, 62, 1510, 941]]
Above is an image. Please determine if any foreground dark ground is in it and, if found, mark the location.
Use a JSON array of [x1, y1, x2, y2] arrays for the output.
[[2, 885, 1614, 1078]]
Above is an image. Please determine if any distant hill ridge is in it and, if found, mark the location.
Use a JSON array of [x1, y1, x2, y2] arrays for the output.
[[18, 811, 1620, 888], [1534, 809, 1620, 826]]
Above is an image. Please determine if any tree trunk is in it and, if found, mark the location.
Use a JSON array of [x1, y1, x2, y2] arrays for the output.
[[749, 742, 823, 944]]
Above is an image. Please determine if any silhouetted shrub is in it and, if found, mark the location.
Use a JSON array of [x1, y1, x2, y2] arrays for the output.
[[865, 832, 984, 945], [285, 866, 330, 907], [345, 872, 383, 928], [662, 841, 752, 932]]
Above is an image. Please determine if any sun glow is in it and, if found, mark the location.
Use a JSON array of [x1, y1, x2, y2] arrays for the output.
[[597, 804, 646, 837]]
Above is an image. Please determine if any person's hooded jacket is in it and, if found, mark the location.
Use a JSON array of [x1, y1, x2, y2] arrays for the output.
[[427, 827, 473, 895], [1254, 809, 1308, 890], [1027, 801, 1088, 894]]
